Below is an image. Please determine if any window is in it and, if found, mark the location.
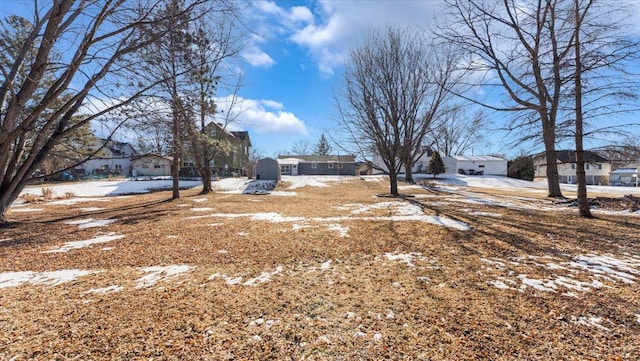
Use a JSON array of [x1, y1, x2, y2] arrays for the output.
[[154, 165, 161, 169], [478, 165, 485, 168], [115, 164, 122, 171], [328, 163, 334, 169], [338, 163, 343, 169], [586, 164, 590, 170], [597, 164, 602, 170], [281, 164, 291, 174], [571, 164, 576, 170], [311, 162, 317, 169]]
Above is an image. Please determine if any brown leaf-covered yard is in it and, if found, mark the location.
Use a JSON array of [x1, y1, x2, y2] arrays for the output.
[[1, 176, 639, 360]]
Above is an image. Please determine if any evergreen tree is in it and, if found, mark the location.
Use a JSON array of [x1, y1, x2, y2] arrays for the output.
[[314, 134, 332, 156], [427, 151, 445, 179]]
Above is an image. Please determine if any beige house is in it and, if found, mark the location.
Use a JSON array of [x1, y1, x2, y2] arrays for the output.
[[131, 154, 172, 178], [533, 150, 611, 185]]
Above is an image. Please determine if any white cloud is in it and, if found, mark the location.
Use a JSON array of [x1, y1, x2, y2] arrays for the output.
[[251, 0, 444, 76], [289, 6, 314, 23], [241, 43, 276, 68], [260, 99, 284, 110], [216, 95, 307, 135]]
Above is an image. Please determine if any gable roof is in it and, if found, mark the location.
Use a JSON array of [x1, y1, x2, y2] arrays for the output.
[[230, 131, 251, 146], [98, 138, 136, 157], [555, 150, 609, 163], [449, 155, 506, 162], [277, 155, 356, 163], [533, 150, 609, 163]]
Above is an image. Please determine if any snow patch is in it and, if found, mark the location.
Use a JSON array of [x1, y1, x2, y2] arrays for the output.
[[243, 266, 283, 286], [135, 265, 193, 289], [384, 253, 423, 268], [0, 269, 98, 288], [327, 223, 349, 237], [79, 207, 106, 212], [64, 218, 117, 229], [11, 208, 43, 213], [209, 266, 283, 286], [572, 316, 611, 332], [85, 285, 124, 294], [42, 233, 125, 253]]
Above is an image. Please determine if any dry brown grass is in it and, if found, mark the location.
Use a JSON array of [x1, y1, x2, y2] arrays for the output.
[[1, 178, 639, 360]]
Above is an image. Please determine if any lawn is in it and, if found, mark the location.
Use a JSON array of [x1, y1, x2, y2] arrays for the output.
[[1, 175, 639, 360]]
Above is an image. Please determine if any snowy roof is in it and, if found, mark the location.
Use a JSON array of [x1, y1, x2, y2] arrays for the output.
[[610, 166, 640, 175], [449, 155, 506, 162], [533, 150, 609, 163], [277, 155, 356, 163]]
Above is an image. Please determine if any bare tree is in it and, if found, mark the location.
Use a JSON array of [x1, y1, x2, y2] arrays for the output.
[[441, 0, 572, 198], [337, 27, 458, 194], [290, 139, 312, 156], [442, 0, 640, 204], [0, 0, 208, 222], [427, 104, 484, 156]]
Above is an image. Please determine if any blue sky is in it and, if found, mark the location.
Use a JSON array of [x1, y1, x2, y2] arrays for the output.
[[227, 0, 640, 159], [230, 0, 448, 158], [5, 0, 640, 159]]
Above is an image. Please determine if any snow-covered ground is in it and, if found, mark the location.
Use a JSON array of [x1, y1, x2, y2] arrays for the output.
[[20, 179, 202, 198], [17, 174, 640, 201]]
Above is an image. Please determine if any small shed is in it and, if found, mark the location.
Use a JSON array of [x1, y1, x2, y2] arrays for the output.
[[443, 155, 507, 176], [254, 157, 280, 181]]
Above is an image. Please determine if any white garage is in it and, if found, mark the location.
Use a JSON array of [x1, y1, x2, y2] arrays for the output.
[[443, 155, 507, 176]]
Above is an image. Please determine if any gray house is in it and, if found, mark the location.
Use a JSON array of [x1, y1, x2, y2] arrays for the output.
[[277, 155, 357, 176], [254, 157, 281, 181]]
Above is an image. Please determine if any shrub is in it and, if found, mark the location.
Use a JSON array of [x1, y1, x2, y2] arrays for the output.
[[41, 187, 53, 201], [22, 193, 39, 204]]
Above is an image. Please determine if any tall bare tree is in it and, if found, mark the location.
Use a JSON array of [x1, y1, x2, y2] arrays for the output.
[[442, 0, 640, 204], [0, 0, 207, 223], [337, 27, 458, 194], [441, 0, 573, 198]]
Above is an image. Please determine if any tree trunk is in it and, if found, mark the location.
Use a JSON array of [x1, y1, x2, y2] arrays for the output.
[[171, 106, 181, 200], [389, 172, 399, 196], [542, 125, 563, 198], [574, 0, 592, 218], [404, 157, 414, 184]]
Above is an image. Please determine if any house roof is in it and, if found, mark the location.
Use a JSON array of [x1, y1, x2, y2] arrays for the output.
[[277, 155, 356, 163], [534, 150, 609, 163], [449, 155, 506, 162], [610, 164, 640, 174], [230, 131, 251, 146], [99, 138, 135, 157]]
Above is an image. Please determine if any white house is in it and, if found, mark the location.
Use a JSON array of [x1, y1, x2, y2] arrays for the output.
[[443, 155, 507, 176], [533, 150, 611, 185], [609, 164, 640, 186], [131, 154, 172, 177], [81, 138, 137, 176]]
